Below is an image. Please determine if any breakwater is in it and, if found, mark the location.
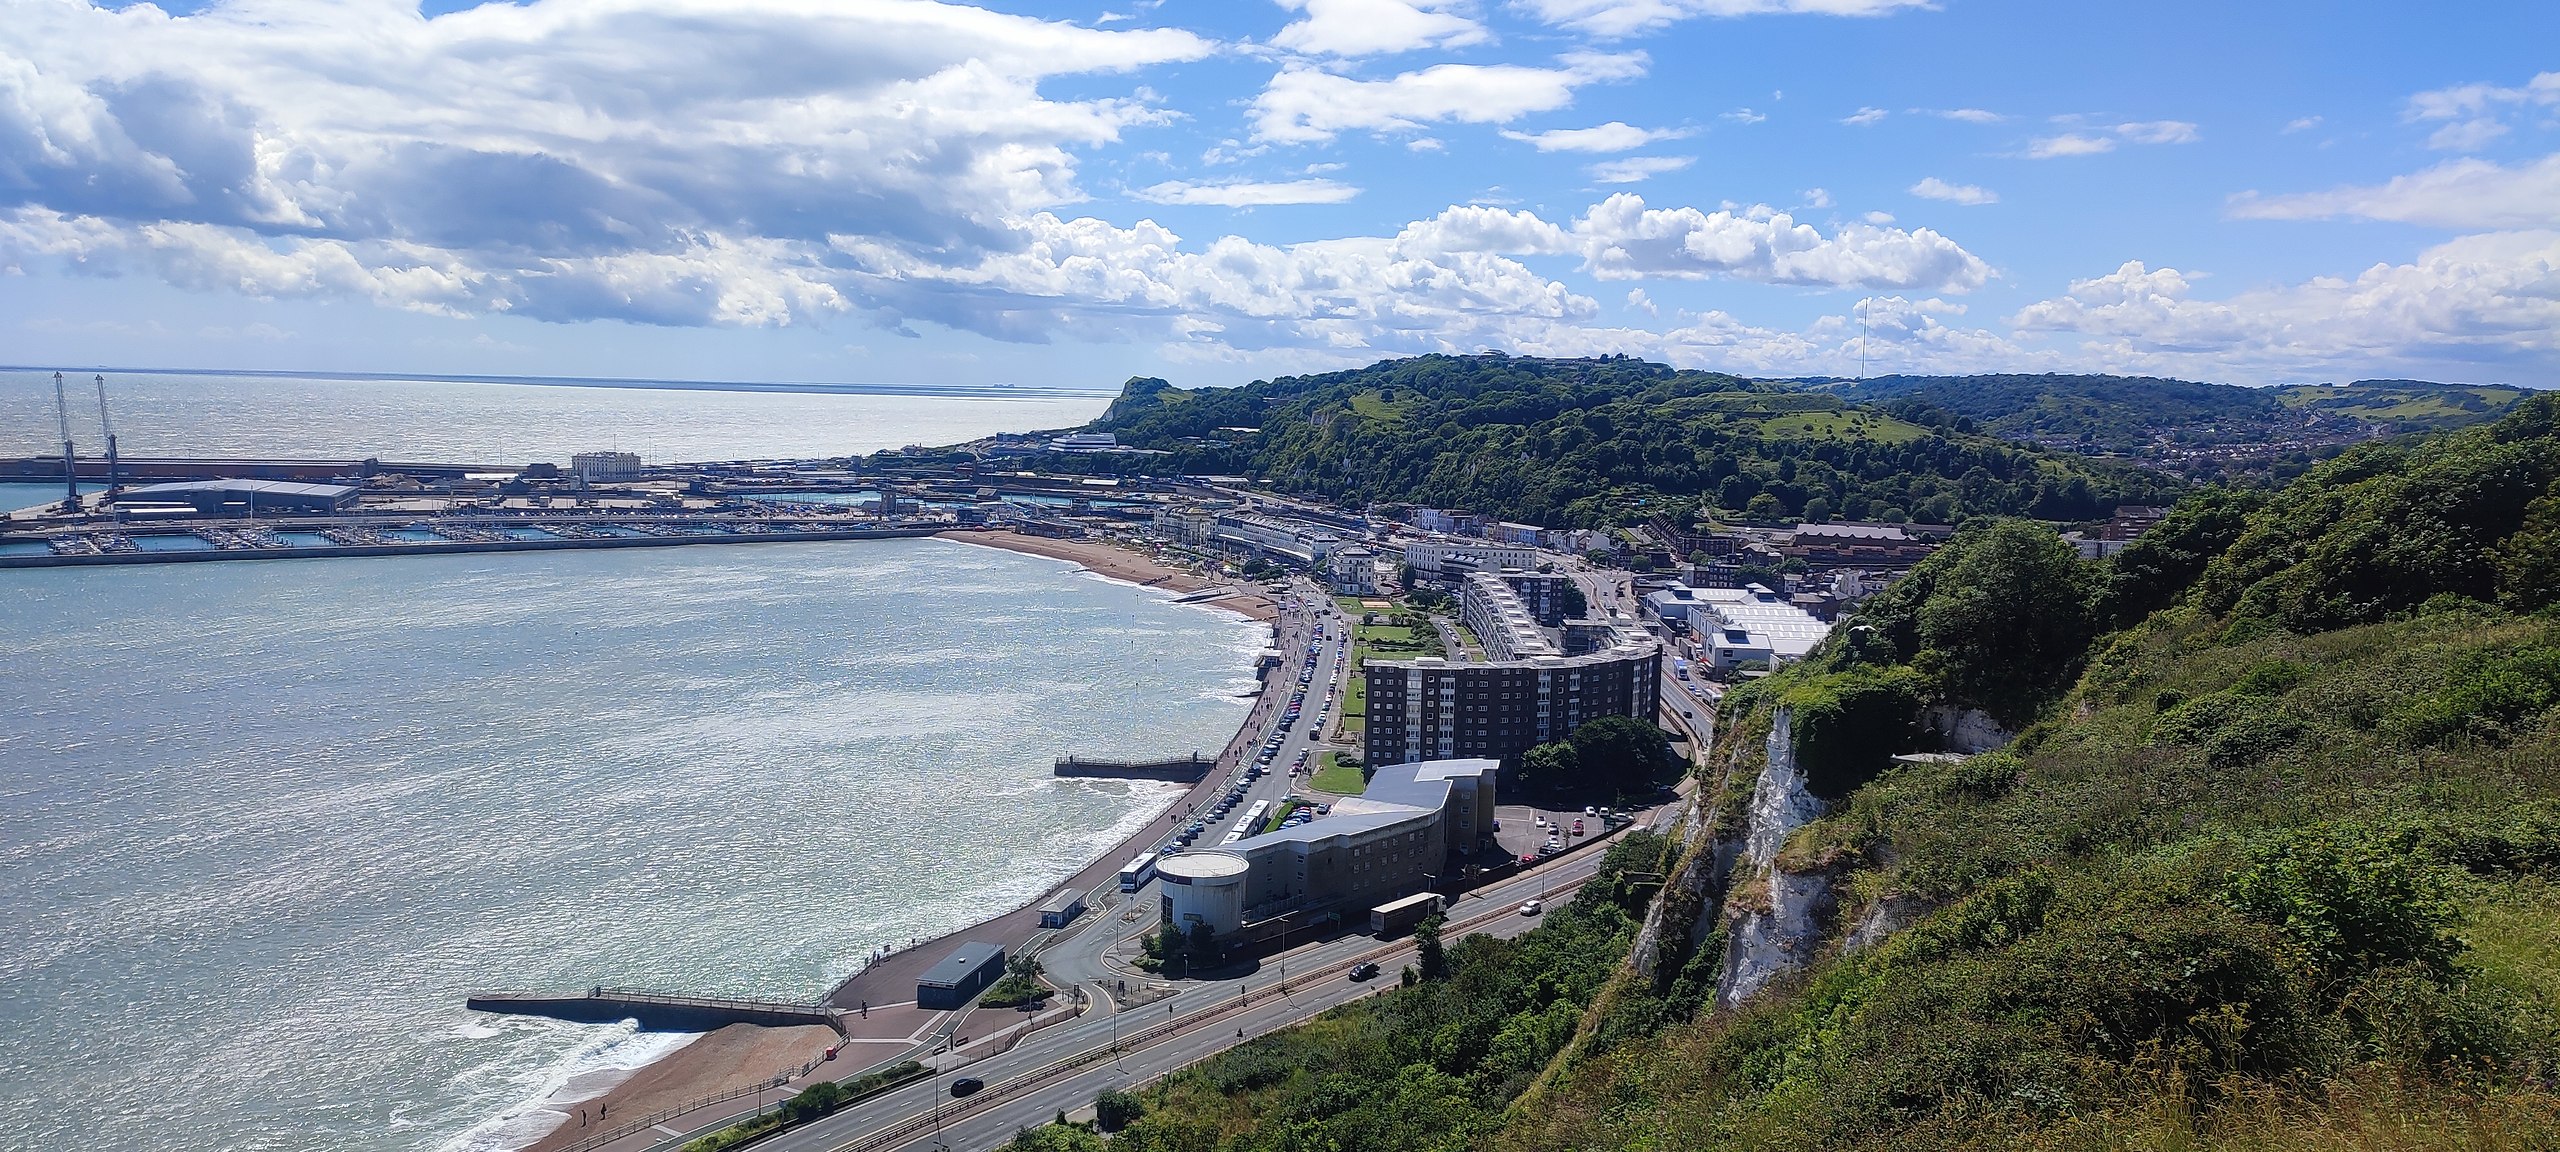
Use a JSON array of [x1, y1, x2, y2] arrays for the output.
[[1052, 754, 1214, 782], [465, 989, 841, 1034], [0, 522, 941, 569]]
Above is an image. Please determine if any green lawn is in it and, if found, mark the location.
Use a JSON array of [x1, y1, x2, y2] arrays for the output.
[[1310, 753, 1366, 795], [1756, 409, 1928, 444]]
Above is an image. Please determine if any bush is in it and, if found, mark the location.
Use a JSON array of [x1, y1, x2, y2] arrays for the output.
[[2226, 824, 2463, 986], [1094, 1088, 1144, 1132]]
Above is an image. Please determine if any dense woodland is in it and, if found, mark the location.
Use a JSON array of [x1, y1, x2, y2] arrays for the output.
[[1075, 355, 2180, 528], [1002, 393, 2560, 1151]]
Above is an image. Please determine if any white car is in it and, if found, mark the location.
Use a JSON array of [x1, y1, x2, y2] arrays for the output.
[[1518, 899, 1543, 916]]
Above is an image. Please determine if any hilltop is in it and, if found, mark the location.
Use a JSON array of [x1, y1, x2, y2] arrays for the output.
[[1079, 355, 2179, 527], [1794, 373, 2535, 482]]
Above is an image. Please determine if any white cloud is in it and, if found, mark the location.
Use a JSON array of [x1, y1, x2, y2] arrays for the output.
[[1925, 107, 2003, 123], [1800, 188, 1833, 209], [1565, 194, 1990, 289], [1723, 108, 1768, 124], [1515, 0, 1931, 39], [2024, 120, 2197, 158], [1842, 106, 1887, 126], [2013, 232, 2560, 378], [1131, 178, 1362, 205], [1910, 177, 1996, 205], [2428, 119, 2511, 152], [1863, 210, 1895, 224], [0, 0, 1213, 326], [1270, 0, 1489, 57], [2404, 72, 2557, 153], [2283, 115, 2322, 134], [2228, 153, 2560, 230], [1626, 288, 1658, 314], [2027, 133, 2116, 158], [2114, 119, 2200, 144], [1250, 52, 1646, 143], [1500, 121, 1690, 152], [1588, 156, 1694, 183]]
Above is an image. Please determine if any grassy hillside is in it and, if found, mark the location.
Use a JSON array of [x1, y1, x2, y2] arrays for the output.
[[1012, 394, 2560, 1152], [1792, 374, 2534, 484], [1508, 393, 2560, 1151], [1082, 355, 2176, 528], [2274, 380, 2538, 434]]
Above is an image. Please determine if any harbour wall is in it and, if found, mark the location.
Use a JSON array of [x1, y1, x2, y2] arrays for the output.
[[0, 525, 942, 569], [465, 989, 841, 1034], [1052, 754, 1215, 782]]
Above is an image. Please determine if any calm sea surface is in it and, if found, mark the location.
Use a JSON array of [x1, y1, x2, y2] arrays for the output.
[[0, 371, 1111, 463], [0, 396, 1256, 1151]]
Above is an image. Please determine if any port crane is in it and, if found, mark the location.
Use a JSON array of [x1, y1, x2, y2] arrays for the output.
[[93, 373, 121, 495], [51, 370, 78, 509]]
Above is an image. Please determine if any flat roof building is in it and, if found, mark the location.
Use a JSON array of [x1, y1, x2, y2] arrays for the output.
[[1158, 759, 1499, 938], [1653, 583, 1832, 672], [916, 942, 1007, 1009], [115, 479, 359, 514], [1364, 639, 1660, 768], [1461, 572, 1559, 661]]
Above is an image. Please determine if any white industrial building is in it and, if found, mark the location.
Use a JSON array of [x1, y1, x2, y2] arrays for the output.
[[1156, 758, 1499, 938], [1648, 582, 1831, 673]]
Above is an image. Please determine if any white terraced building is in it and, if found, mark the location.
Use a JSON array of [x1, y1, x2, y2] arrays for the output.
[[1460, 572, 1559, 661], [1651, 583, 1832, 672]]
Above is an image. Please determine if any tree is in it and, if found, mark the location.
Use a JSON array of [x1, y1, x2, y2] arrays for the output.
[[1414, 911, 1449, 981], [1094, 1089, 1145, 1133], [1561, 583, 1589, 618], [1913, 519, 2099, 727], [1518, 741, 1579, 793]]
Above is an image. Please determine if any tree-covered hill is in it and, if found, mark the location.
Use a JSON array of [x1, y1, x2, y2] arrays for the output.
[[1082, 354, 2179, 526], [1789, 373, 2534, 483]]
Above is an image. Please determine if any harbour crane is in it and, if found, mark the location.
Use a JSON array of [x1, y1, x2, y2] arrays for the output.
[[52, 370, 78, 508], [93, 373, 121, 495]]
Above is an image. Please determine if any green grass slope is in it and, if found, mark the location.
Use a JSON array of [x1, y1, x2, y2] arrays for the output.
[[1503, 394, 2560, 1151]]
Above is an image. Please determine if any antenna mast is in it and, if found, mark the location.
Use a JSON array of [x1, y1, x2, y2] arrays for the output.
[[94, 374, 121, 495], [1858, 299, 1870, 381], [52, 371, 78, 506]]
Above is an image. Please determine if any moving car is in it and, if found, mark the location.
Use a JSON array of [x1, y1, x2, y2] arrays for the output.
[[1348, 961, 1381, 981], [1519, 899, 1543, 916], [950, 1077, 984, 1098]]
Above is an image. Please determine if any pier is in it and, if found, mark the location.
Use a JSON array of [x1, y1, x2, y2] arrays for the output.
[[464, 988, 842, 1033], [1052, 753, 1214, 782]]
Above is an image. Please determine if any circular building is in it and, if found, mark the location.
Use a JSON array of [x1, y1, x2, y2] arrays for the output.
[[1155, 851, 1249, 937]]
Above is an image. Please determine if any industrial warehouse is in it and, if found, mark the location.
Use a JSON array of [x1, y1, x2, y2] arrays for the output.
[[1154, 758, 1501, 939]]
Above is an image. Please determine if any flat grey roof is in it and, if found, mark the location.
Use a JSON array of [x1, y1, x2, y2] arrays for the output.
[[122, 480, 357, 500], [918, 941, 1004, 987]]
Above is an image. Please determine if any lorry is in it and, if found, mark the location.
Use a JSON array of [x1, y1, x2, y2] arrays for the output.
[[1368, 891, 1444, 937]]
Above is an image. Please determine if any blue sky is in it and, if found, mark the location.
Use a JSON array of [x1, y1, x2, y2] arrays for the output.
[[1, 0, 2553, 388]]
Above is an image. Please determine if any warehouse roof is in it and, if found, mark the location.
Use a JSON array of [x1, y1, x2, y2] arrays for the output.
[[121, 480, 357, 501]]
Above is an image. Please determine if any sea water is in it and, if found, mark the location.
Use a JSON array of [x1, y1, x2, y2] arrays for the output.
[[0, 371, 1112, 463], [0, 538, 1261, 1152]]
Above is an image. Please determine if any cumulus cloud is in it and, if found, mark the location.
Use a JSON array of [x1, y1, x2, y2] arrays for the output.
[[2406, 72, 2559, 152], [2013, 232, 2560, 377], [2228, 154, 2560, 230], [1131, 178, 1362, 205], [1269, 0, 1488, 57], [1515, 0, 1930, 39], [0, 0, 1213, 326], [1588, 156, 1694, 183], [1500, 121, 1689, 152], [1250, 52, 1647, 143], [1910, 177, 1996, 205]]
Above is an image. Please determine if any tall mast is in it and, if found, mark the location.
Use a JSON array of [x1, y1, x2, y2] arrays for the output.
[[94, 374, 120, 494], [53, 371, 78, 505]]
